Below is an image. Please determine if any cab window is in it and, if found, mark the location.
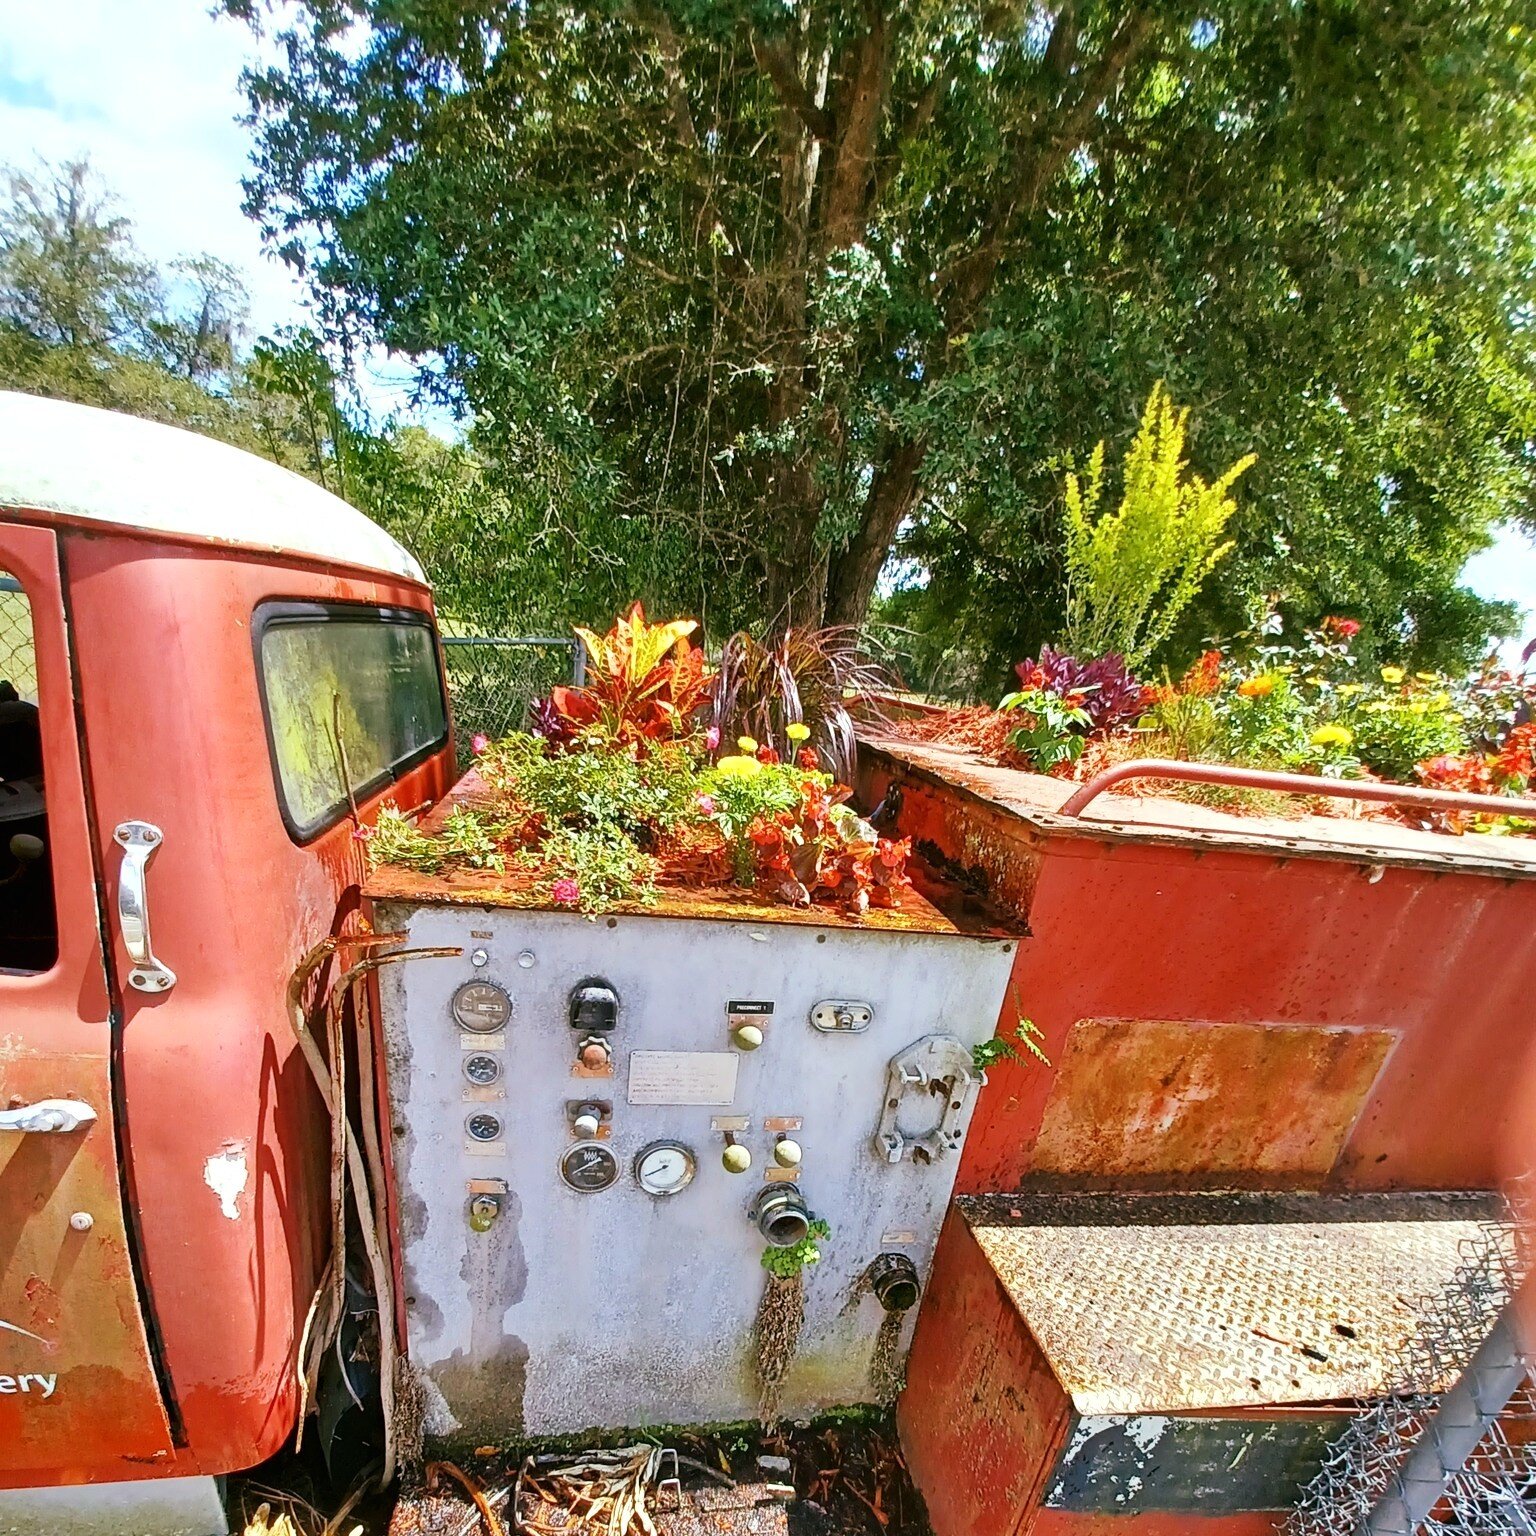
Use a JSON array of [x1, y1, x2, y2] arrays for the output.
[[256, 602, 449, 841], [0, 571, 56, 973]]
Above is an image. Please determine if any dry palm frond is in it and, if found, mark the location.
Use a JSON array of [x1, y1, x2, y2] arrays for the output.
[[517, 1443, 670, 1536], [428, 1459, 506, 1536], [241, 1505, 304, 1536], [285, 933, 462, 1485], [239, 1483, 363, 1536]]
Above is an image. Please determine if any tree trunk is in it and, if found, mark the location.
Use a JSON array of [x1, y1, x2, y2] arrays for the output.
[[824, 436, 927, 627], [763, 474, 830, 630]]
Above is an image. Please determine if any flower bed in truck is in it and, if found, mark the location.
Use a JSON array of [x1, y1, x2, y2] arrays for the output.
[[369, 604, 914, 918], [894, 619, 1536, 838]]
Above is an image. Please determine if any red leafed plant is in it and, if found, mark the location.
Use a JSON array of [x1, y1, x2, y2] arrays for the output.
[[535, 603, 713, 749], [1414, 721, 1536, 831], [746, 776, 910, 915]]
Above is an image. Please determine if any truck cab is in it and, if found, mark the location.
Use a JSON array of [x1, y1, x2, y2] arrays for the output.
[[0, 390, 454, 1529]]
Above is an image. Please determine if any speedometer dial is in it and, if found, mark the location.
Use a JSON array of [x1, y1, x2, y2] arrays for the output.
[[452, 981, 512, 1033]]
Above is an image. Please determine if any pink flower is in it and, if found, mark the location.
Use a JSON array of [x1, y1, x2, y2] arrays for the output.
[[696, 793, 716, 816], [551, 877, 580, 907], [704, 725, 721, 751], [351, 823, 374, 842], [471, 732, 490, 755]]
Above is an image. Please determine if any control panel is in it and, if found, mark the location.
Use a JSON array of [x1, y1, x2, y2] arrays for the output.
[[374, 902, 1015, 1441]]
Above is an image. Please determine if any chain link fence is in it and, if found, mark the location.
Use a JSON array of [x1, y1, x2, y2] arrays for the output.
[[1287, 1213, 1534, 1535], [441, 636, 583, 761], [0, 575, 36, 702]]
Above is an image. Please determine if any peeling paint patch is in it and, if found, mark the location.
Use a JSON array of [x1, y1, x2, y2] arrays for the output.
[[1045, 1412, 1348, 1513], [1122, 1415, 1170, 1454], [203, 1143, 249, 1220]]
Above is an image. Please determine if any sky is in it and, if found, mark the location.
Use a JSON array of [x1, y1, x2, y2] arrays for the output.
[[2, 1, 1535, 661], [0, 0, 426, 418]]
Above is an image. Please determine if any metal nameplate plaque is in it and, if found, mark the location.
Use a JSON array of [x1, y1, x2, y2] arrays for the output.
[[628, 1051, 739, 1106]]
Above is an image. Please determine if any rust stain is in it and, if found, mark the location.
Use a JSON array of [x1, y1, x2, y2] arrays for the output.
[[1029, 1019, 1394, 1185], [855, 750, 1044, 927], [21, 1275, 59, 1335], [0, 1051, 175, 1474]]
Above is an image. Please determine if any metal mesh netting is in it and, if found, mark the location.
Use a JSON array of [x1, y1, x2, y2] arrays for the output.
[[0, 575, 36, 702], [1286, 1215, 1534, 1535], [441, 637, 580, 761]]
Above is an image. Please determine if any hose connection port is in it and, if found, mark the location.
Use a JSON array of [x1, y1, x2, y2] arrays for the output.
[[751, 1184, 812, 1248], [868, 1252, 921, 1313]]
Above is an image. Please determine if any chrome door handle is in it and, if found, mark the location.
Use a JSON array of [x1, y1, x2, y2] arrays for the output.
[[114, 821, 176, 993], [0, 1099, 97, 1133]]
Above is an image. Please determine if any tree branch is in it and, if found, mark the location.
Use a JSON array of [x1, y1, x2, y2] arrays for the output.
[[821, 4, 891, 251], [940, 8, 1154, 319], [637, 5, 699, 148], [751, 37, 835, 142]]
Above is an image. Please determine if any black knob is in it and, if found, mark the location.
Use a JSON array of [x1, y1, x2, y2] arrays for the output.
[[569, 979, 619, 1032]]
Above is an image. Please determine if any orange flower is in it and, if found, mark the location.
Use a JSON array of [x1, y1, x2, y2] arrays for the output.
[[1181, 650, 1223, 697], [1237, 674, 1277, 698]]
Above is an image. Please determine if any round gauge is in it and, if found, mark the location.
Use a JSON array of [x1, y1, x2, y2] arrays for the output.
[[634, 1140, 697, 1198], [465, 1112, 503, 1143], [560, 1140, 619, 1193], [463, 1053, 502, 1087], [452, 980, 512, 1033]]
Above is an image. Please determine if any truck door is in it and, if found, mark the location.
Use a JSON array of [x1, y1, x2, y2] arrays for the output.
[[0, 522, 175, 1482]]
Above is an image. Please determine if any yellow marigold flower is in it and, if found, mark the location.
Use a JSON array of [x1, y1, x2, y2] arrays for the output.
[[1380, 666, 1405, 684], [786, 722, 811, 742], [736, 735, 758, 754], [1310, 723, 1354, 749], [1415, 672, 1438, 684], [1236, 674, 1277, 698], [715, 754, 761, 777], [1337, 683, 1364, 696]]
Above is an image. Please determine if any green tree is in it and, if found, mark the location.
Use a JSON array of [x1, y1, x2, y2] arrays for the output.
[[0, 158, 262, 442], [0, 159, 556, 636], [225, 0, 1536, 674], [0, 160, 160, 352]]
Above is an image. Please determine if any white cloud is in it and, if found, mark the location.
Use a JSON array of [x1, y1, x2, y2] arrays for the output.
[[0, 2, 303, 334]]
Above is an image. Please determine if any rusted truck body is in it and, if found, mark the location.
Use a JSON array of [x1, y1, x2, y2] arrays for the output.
[[0, 392, 455, 1531], [3, 388, 1534, 1535], [858, 737, 1536, 1535]]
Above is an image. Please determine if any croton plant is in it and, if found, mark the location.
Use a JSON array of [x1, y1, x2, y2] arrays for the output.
[[371, 605, 910, 915]]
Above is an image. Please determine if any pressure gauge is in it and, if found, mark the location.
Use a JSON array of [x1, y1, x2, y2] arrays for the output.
[[452, 980, 512, 1033], [634, 1140, 697, 1198], [560, 1141, 619, 1193], [463, 1053, 502, 1087], [466, 1112, 503, 1143]]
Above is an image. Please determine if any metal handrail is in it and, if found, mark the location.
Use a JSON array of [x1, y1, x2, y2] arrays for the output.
[[1057, 758, 1536, 823]]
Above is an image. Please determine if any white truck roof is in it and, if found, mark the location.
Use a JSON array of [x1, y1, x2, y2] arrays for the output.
[[0, 390, 425, 583]]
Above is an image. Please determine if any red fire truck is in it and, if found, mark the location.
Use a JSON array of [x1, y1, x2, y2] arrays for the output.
[[4, 390, 1534, 1536], [0, 390, 455, 1531]]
